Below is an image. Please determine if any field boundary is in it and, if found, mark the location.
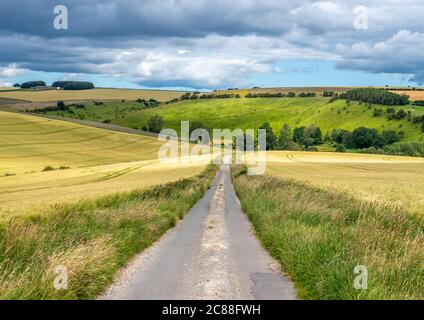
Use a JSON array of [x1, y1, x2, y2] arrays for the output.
[[29, 113, 159, 138]]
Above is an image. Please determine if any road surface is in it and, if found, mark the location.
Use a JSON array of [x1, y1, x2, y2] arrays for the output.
[[99, 165, 297, 300]]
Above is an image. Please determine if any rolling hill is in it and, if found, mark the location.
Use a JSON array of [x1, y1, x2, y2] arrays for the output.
[[0, 88, 185, 103], [0, 111, 206, 213], [38, 97, 424, 143]]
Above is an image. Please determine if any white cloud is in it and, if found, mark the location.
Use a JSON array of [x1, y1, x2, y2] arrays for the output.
[[335, 30, 424, 83], [1, 1, 424, 87], [0, 64, 27, 77]]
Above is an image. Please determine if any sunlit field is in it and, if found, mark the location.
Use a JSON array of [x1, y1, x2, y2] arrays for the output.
[[265, 151, 424, 214], [0, 88, 185, 102], [234, 150, 424, 299], [0, 111, 206, 215], [389, 90, 424, 101], [0, 110, 214, 300], [0, 111, 165, 175]]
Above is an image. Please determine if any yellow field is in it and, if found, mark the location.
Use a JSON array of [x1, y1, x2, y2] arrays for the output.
[[265, 151, 424, 213], [0, 111, 206, 214], [389, 90, 424, 101], [0, 88, 185, 102]]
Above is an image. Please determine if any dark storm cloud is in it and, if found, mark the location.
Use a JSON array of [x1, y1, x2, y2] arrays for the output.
[[0, 1, 424, 87], [0, 0, 297, 38]]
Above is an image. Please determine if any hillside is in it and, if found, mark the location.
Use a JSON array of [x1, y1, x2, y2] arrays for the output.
[[0, 111, 206, 213], [39, 97, 424, 143]]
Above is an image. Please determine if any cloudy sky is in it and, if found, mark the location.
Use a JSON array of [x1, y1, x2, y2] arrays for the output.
[[0, 0, 423, 90]]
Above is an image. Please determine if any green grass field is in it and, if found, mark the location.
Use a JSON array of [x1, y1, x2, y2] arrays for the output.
[[41, 97, 424, 143]]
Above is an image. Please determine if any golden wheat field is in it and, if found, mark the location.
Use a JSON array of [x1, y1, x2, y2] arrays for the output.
[[265, 151, 424, 214], [0, 88, 185, 102], [0, 111, 206, 215], [388, 90, 424, 101]]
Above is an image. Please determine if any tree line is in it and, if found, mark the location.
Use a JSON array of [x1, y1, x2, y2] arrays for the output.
[[246, 92, 316, 98], [52, 81, 94, 90], [14, 81, 94, 90], [336, 88, 410, 105]]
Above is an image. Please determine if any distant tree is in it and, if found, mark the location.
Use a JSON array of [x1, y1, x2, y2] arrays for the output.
[[181, 92, 191, 100], [305, 124, 322, 145], [373, 108, 384, 117], [324, 131, 331, 143], [52, 81, 94, 90], [276, 124, 301, 150], [258, 122, 277, 150], [13, 83, 21, 88], [351, 127, 384, 149], [293, 126, 306, 145], [331, 128, 353, 148], [147, 115, 164, 133], [56, 101, 67, 111], [382, 130, 402, 145], [189, 121, 208, 136], [278, 124, 292, 147], [287, 92, 296, 97], [323, 91, 335, 97], [20, 81, 46, 88]]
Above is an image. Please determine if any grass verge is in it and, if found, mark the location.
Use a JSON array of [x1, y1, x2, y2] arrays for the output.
[[231, 165, 424, 300], [0, 164, 217, 299]]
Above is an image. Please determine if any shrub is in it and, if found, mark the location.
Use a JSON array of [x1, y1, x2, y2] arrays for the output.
[[382, 130, 402, 144], [373, 108, 384, 117], [336, 144, 347, 152], [42, 165, 55, 172], [323, 91, 335, 97], [413, 100, 424, 106], [147, 115, 164, 133], [57, 101, 66, 110]]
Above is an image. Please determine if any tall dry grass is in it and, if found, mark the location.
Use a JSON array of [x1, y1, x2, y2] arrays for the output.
[[0, 165, 217, 299], [232, 165, 424, 299]]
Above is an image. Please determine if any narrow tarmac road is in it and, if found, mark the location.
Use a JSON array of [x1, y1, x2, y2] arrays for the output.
[[99, 165, 297, 300]]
